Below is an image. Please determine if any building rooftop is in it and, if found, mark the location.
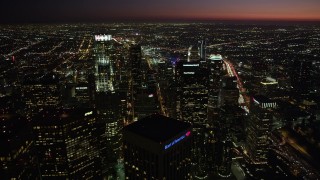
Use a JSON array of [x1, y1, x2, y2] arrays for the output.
[[123, 114, 191, 143], [209, 54, 223, 61]]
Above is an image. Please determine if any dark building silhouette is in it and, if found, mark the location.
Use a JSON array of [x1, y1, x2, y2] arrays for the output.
[[291, 60, 312, 95], [129, 44, 143, 89], [219, 76, 239, 106], [0, 111, 39, 179], [95, 92, 123, 176], [123, 114, 192, 179]]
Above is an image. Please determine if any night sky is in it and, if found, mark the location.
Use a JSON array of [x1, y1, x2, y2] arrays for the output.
[[1, 0, 320, 23]]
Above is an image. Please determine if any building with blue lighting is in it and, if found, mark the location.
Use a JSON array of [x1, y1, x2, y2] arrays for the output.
[[123, 114, 192, 179]]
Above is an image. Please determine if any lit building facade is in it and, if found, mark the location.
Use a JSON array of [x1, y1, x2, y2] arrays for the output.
[[246, 95, 277, 164], [175, 61, 209, 126], [175, 60, 209, 178], [95, 92, 123, 176], [129, 44, 143, 90], [22, 73, 61, 119], [207, 54, 223, 110], [123, 114, 192, 179], [94, 34, 114, 93], [93, 34, 123, 177], [33, 108, 101, 179]]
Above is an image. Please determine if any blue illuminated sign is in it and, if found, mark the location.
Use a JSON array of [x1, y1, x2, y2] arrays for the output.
[[164, 131, 191, 150]]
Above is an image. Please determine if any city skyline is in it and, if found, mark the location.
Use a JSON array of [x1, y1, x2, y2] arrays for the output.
[[1, 22, 320, 179], [1, 0, 320, 23]]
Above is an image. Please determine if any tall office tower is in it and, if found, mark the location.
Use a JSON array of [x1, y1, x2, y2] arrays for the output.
[[175, 60, 209, 178], [128, 44, 159, 120], [95, 92, 123, 176], [219, 76, 239, 106], [94, 34, 114, 93], [219, 105, 246, 143], [175, 61, 209, 126], [134, 86, 160, 119], [123, 114, 192, 179], [0, 111, 39, 179], [207, 55, 223, 119], [94, 35, 123, 177], [215, 106, 245, 177], [22, 73, 61, 119], [128, 44, 143, 121], [246, 95, 277, 164], [64, 83, 93, 106], [129, 44, 143, 89], [33, 108, 101, 179], [74, 83, 92, 103], [291, 60, 312, 95], [199, 39, 206, 67]]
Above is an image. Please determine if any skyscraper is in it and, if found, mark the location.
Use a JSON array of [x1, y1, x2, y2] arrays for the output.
[[291, 60, 312, 95], [207, 54, 223, 111], [33, 108, 101, 179], [175, 61, 209, 126], [22, 73, 61, 119], [129, 44, 143, 90], [246, 95, 277, 164], [94, 34, 114, 93], [123, 114, 192, 179], [175, 60, 209, 178], [95, 92, 123, 176], [219, 76, 239, 106], [93, 35, 123, 177], [199, 39, 206, 67]]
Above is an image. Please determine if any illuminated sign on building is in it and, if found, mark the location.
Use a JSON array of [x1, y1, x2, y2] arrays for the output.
[[164, 131, 191, 150], [76, 87, 88, 90], [84, 111, 93, 116], [95, 35, 112, 41], [183, 72, 195, 75], [183, 64, 199, 67]]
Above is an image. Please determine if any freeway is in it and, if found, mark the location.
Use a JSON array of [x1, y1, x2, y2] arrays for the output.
[[5, 40, 43, 57], [270, 130, 320, 179], [223, 59, 250, 112], [142, 47, 168, 116]]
